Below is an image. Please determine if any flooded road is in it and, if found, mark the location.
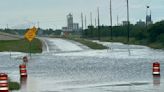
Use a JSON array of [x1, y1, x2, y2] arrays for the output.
[[0, 38, 164, 92]]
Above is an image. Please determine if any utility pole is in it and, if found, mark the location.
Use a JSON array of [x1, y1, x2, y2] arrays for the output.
[[6, 24, 9, 29], [90, 12, 93, 26], [117, 15, 119, 26], [127, 0, 131, 55], [81, 13, 84, 37], [127, 0, 130, 43], [97, 7, 100, 40], [95, 18, 97, 27], [37, 21, 40, 28], [90, 12, 93, 38], [85, 15, 87, 29], [110, 0, 113, 40]]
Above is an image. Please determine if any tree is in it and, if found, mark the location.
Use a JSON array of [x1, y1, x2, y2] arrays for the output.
[[148, 20, 164, 42]]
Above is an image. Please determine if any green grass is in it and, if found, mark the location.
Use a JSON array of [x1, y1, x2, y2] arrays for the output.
[[69, 37, 108, 49], [9, 81, 20, 90], [0, 38, 42, 53], [99, 37, 137, 44], [63, 35, 164, 49], [148, 43, 164, 49], [93, 37, 164, 49]]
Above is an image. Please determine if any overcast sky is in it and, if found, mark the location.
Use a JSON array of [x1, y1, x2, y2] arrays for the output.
[[0, 0, 163, 29]]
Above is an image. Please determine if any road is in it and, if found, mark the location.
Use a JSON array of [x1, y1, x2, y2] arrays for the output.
[[0, 32, 20, 40], [0, 38, 164, 92]]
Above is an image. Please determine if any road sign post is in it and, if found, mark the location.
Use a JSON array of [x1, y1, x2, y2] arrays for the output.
[[24, 26, 37, 56], [29, 42, 32, 57], [25, 27, 37, 42]]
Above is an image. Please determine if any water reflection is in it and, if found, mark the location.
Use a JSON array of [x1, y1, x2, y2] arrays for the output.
[[153, 75, 160, 86], [1, 40, 164, 92], [20, 77, 27, 92]]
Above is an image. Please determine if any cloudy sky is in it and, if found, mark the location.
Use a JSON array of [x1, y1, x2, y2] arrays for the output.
[[0, 0, 163, 29]]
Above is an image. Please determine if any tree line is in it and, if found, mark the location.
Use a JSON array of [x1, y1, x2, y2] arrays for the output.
[[1, 20, 163, 48], [82, 20, 164, 47]]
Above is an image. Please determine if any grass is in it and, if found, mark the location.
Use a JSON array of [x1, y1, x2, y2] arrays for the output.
[[9, 81, 20, 90], [0, 38, 42, 53], [68, 37, 108, 49], [148, 42, 164, 49], [99, 37, 137, 44], [92, 36, 164, 49]]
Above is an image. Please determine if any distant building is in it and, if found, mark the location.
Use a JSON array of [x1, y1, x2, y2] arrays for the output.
[[67, 13, 73, 31], [136, 20, 145, 26], [62, 13, 79, 32], [73, 23, 79, 31], [122, 21, 130, 26]]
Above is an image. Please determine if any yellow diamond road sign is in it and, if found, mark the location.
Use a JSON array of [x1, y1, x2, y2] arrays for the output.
[[25, 26, 37, 42]]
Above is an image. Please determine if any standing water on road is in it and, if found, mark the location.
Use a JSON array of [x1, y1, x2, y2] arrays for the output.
[[0, 38, 164, 92]]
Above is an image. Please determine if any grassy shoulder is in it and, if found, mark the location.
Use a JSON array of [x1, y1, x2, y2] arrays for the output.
[[148, 42, 164, 49], [0, 38, 42, 53], [99, 37, 164, 49], [9, 81, 20, 90], [68, 37, 108, 49], [100, 37, 136, 44]]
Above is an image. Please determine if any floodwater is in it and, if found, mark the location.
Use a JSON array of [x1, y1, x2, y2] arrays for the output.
[[0, 38, 164, 92]]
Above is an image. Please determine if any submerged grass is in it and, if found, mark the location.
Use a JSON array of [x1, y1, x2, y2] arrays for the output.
[[9, 81, 20, 90], [68, 37, 108, 49]]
